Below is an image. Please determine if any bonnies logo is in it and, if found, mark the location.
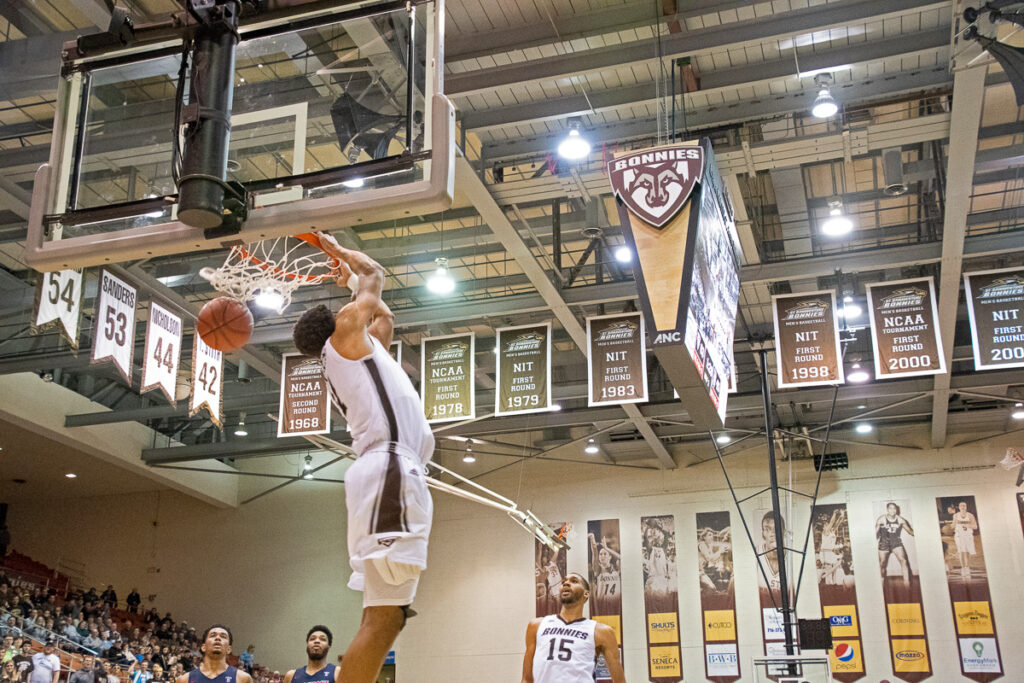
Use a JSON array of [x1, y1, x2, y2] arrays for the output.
[[596, 321, 638, 342], [979, 275, 1024, 298], [289, 358, 323, 378], [783, 299, 829, 321], [430, 341, 467, 362], [607, 146, 704, 228], [504, 331, 544, 353], [879, 288, 927, 310]]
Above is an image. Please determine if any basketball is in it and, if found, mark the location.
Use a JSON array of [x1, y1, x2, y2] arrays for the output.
[[197, 296, 254, 352]]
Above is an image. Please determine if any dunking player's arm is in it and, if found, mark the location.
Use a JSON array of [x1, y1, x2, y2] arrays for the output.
[[317, 233, 393, 355]]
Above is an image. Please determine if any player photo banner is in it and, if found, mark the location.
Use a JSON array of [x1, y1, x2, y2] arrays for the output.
[[140, 302, 182, 406], [278, 353, 331, 437], [964, 267, 1024, 370], [866, 278, 945, 379], [640, 515, 682, 683], [773, 291, 844, 388], [496, 322, 550, 415], [753, 508, 796, 665], [587, 313, 648, 406], [421, 333, 474, 423], [535, 522, 570, 618], [873, 499, 932, 681], [189, 334, 224, 429], [32, 269, 83, 351], [91, 269, 138, 384], [696, 511, 740, 682], [810, 504, 865, 681], [588, 520, 623, 683], [935, 496, 1003, 681]]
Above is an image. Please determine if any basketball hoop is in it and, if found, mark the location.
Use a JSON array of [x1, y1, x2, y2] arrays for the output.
[[199, 233, 336, 313], [999, 447, 1024, 470]]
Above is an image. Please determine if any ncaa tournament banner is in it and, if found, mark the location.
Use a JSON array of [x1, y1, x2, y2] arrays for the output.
[[92, 269, 138, 384], [873, 499, 932, 681], [32, 269, 84, 351], [588, 520, 624, 683], [535, 522, 570, 617], [587, 312, 648, 406], [140, 301, 182, 405], [811, 504, 864, 680], [773, 291, 844, 388], [963, 268, 1024, 370], [640, 515, 682, 682], [189, 334, 224, 429], [278, 353, 331, 437], [495, 322, 550, 415], [753, 509, 796, 662], [421, 332, 474, 423], [696, 511, 740, 682], [866, 278, 945, 379], [935, 496, 1003, 681]]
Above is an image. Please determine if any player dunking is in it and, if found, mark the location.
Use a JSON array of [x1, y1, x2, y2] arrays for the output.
[[283, 626, 340, 683], [292, 234, 434, 683], [521, 573, 625, 683], [176, 626, 251, 683]]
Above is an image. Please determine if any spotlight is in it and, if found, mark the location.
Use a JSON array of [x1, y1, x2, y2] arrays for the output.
[[811, 73, 838, 119], [1012, 403, 1024, 420], [302, 472, 314, 480], [614, 246, 633, 263], [841, 303, 862, 319], [847, 363, 870, 383], [716, 434, 731, 445], [584, 438, 600, 455], [303, 455, 313, 471], [65, 473, 77, 479], [821, 199, 853, 237], [342, 177, 365, 189], [254, 288, 284, 310], [234, 412, 248, 437], [426, 257, 455, 294], [557, 119, 591, 161], [462, 445, 476, 464], [854, 423, 873, 434], [550, 404, 562, 412], [144, 193, 164, 218]]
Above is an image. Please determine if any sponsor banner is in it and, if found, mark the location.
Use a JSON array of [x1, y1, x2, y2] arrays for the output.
[[588, 520, 623, 683], [811, 503, 864, 681], [866, 278, 945, 379], [389, 339, 402, 366], [696, 511, 740, 682], [91, 269, 138, 384], [641, 515, 682, 682], [964, 267, 1024, 370], [773, 291, 844, 388], [140, 301, 182, 405], [535, 522, 569, 618], [873, 499, 932, 681], [189, 334, 224, 429], [421, 333, 474, 423], [495, 322, 551, 415], [935, 496, 1003, 681], [277, 353, 331, 437], [587, 313, 648, 406], [32, 269, 84, 351]]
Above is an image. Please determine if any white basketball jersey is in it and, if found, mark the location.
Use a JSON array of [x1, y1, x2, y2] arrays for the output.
[[532, 614, 597, 683], [322, 336, 434, 464]]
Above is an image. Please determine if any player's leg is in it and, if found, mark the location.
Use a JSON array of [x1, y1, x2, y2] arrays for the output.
[[339, 605, 405, 683]]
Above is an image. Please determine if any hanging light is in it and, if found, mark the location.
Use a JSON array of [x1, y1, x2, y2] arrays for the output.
[[811, 73, 839, 119], [557, 119, 591, 161], [255, 288, 285, 310], [426, 257, 455, 294], [1012, 403, 1024, 420], [303, 455, 313, 471], [841, 302, 862, 319], [715, 434, 731, 445], [820, 198, 853, 237], [234, 412, 248, 437], [614, 245, 633, 263], [854, 423, 873, 434], [303, 472, 314, 480], [584, 438, 600, 455], [342, 145, 366, 188], [847, 363, 870, 383], [462, 444, 476, 464]]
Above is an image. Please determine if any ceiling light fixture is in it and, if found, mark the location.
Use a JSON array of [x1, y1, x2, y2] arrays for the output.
[[811, 73, 839, 119], [821, 198, 853, 237], [234, 412, 248, 437], [614, 246, 633, 263], [426, 257, 455, 295], [847, 363, 870, 383], [143, 193, 164, 218], [254, 288, 284, 310], [302, 472, 314, 480], [462, 444, 476, 464], [842, 302, 862, 319], [1012, 403, 1024, 420], [65, 473, 77, 479], [716, 434, 731, 445], [584, 438, 600, 455], [854, 423, 873, 434], [557, 118, 591, 161], [550, 404, 562, 412], [303, 455, 313, 471]]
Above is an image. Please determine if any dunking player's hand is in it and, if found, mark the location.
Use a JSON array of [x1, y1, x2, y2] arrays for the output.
[[317, 232, 383, 281]]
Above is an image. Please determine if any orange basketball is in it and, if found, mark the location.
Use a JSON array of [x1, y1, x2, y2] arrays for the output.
[[197, 297, 253, 352]]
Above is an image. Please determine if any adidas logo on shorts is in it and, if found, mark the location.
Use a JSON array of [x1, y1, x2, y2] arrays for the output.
[[378, 537, 399, 547]]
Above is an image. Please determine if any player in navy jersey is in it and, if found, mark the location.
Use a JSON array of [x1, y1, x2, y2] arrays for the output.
[[176, 626, 251, 683], [283, 626, 339, 683]]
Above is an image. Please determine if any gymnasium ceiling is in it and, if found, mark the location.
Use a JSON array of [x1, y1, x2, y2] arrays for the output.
[[0, 0, 1023, 484]]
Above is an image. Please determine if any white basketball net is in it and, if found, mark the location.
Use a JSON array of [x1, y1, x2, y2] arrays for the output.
[[200, 236, 335, 314], [999, 447, 1024, 470]]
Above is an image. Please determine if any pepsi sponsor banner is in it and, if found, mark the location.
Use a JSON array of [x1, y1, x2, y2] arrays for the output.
[[610, 140, 740, 430], [189, 334, 224, 429], [811, 504, 864, 681], [32, 269, 83, 351], [495, 322, 551, 415], [963, 267, 1024, 370], [535, 522, 569, 617], [92, 269, 138, 384], [773, 291, 844, 388], [278, 353, 331, 437], [640, 515, 682, 682], [421, 333, 474, 423], [587, 313, 648, 406], [935, 496, 1003, 681], [140, 301, 182, 405], [866, 278, 945, 379], [873, 499, 932, 681], [588, 520, 623, 683], [754, 508, 796, 665], [696, 511, 740, 682]]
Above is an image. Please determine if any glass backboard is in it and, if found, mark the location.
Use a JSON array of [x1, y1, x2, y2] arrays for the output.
[[752, 655, 833, 683]]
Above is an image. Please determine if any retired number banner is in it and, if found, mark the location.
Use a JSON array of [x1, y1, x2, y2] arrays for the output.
[[696, 511, 740, 682], [964, 267, 1024, 370], [140, 302, 182, 405], [588, 520, 624, 682], [866, 278, 945, 379], [640, 515, 682, 682], [33, 269, 83, 351], [935, 496, 1003, 680], [811, 504, 865, 680], [278, 353, 331, 437], [495, 323, 550, 415], [587, 313, 648, 406], [92, 270, 138, 384], [421, 333, 474, 423], [773, 291, 844, 388], [535, 522, 569, 618], [873, 499, 932, 681], [190, 335, 224, 429]]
